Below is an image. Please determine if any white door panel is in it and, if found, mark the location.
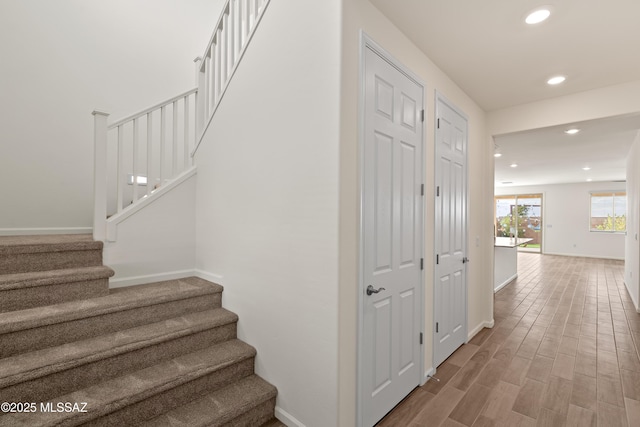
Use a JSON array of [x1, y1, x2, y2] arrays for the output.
[[434, 95, 468, 367], [362, 45, 424, 426]]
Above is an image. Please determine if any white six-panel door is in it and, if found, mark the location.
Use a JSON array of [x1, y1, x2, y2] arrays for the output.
[[361, 44, 424, 426], [434, 94, 468, 367]]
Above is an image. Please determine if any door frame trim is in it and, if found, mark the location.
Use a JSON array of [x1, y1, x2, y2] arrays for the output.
[[356, 31, 426, 427], [432, 91, 469, 368]]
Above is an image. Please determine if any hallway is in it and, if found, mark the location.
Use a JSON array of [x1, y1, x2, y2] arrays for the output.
[[378, 253, 640, 426]]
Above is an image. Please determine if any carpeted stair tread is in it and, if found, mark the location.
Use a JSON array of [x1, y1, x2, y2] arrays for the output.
[[140, 375, 277, 427], [0, 266, 114, 291], [0, 308, 238, 389], [0, 276, 223, 335], [0, 234, 101, 255], [0, 340, 256, 427], [0, 234, 104, 274]]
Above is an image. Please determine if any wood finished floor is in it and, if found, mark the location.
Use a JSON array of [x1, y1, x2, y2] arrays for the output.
[[377, 253, 640, 427]]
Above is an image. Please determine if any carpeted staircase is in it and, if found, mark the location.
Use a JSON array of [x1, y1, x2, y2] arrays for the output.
[[0, 234, 280, 426]]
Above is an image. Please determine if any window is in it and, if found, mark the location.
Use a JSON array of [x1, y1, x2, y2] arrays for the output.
[[495, 194, 543, 252], [590, 191, 626, 232]]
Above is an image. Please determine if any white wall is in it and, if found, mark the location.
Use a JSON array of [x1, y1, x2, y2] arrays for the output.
[[626, 132, 640, 309], [340, 1, 492, 425], [0, 0, 223, 234], [193, 1, 341, 426], [496, 182, 626, 260]]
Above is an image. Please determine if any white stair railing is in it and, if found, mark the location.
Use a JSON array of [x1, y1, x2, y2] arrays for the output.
[[92, 0, 270, 242], [92, 89, 198, 241], [193, 0, 270, 154]]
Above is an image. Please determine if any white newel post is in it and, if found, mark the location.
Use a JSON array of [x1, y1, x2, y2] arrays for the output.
[[194, 56, 204, 139], [92, 110, 109, 242]]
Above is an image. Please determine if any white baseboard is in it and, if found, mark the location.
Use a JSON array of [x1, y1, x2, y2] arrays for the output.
[[194, 269, 224, 284], [494, 274, 517, 293], [544, 251, 624, 261], [422, 366, 436, 386], [109, 269, 196, 288], [0, 227, 92, 236], [275, 406, 306, 427], [468, 320, 494, 341]]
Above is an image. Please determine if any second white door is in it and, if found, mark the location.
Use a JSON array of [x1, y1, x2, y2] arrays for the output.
[[434, 94, 468, 367]]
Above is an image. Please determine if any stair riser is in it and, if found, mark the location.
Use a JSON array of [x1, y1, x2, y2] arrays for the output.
[[63, 358, 255, 427], [0, 324, 238, 404], [0, 279, 110, 313], [0, 250, 103, 275], [227, 397, 278, 427], [0, 294, 221, 358]]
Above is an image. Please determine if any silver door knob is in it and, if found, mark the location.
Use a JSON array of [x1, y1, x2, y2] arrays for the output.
[[366, 285, 386, 295], [462, 257, 469, 264]]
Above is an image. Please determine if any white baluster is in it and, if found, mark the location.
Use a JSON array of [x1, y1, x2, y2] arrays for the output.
[[117, 125, 124, 213], [235, 0, 242, 58], [92, 110, 109, 242], [194, 56, 203, 137], [241, 0, 249, 47], [249, 0, 257, 29], [228, 0, 236, 67], [208, 48, 215, 112], [204, 52, 210, 121], [184, 95, 190, 169], [160, 105, 166, 184], [172, 100, 178, 178], [215, 28, 222, 106], [146, 112, 153, 196], [132, 118, 139, 202], [220, 17, 227, 87]]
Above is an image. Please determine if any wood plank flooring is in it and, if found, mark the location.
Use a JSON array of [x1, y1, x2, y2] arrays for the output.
[[377, 253, 640, 427]]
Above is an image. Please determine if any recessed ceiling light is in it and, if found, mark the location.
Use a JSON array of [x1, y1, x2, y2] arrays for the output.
[[565, 128, 580, 135], [510, 163, 518, 168], [547, 76, 566, 85], [582, 167, 591, 171], [494, 153, 502, 158], [525, 8, 551, 24]]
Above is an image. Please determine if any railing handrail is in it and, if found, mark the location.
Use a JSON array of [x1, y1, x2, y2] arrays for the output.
[[108, 87, 198, 129]]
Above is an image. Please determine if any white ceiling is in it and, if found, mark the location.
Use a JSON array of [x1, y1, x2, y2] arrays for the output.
[[369, 0, 640, 187], [494, 114, 640, 187]]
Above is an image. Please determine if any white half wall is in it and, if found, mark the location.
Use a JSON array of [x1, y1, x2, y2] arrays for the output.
[[0, 0, 224, 232], [104, 173, 196, 287], [496, 182, 626, 260], [193, 1, 341, 426], [626, 132, 640, 310]]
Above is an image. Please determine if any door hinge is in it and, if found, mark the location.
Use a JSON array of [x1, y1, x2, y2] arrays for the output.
[[420, 332, 423, 345], [420, 258, 424, 270], [437, 118, 440, 129], [421, 184, 424, 196], [436, 186, 440, 197], [436, 322, 439, 333], [421, 109, 425, 122], [436, 254, 439, 265]]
